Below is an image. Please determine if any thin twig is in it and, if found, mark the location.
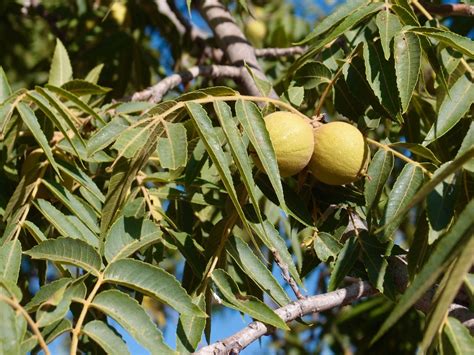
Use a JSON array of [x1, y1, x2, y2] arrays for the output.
[[70, 274, 104, 355], [119, 91, 314, 169], [313, 48, 358, 116], [130, 45, 310, 102], [196, 257, 474, 354], [255, 46, 308, 58], [200, 46, 309, 61], [0, 295, 51, 355], [346, 208, 362, 238], [366, 138, 433, 177], [418, 0, 474, 17], [111, 93, 311, 171], [131, 65, 243, 102], [272, 250, 305, 300], [132, 94, 310, 126], [411, 0, 433, 19]]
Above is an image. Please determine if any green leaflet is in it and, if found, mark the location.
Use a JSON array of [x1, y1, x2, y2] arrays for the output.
[[45, 84, 105, 124], [82, 320, 130, 354], [394, 30, 421, 113], [0, 240, 21, 283], [227, 235, 291, 306], [291, 3, 384, 72], [34, 199, 99, 249], [235, 100, 286, 210], [424, 73, 474, 144], [104, 216, 163, 263], [406, 27, 474, 58], [442, 317, 474, 354], [379, 164, 424, 242], [294, 61, 332, 89], [363, 41, 401, 117], [35, 282, 86, 328], [41, 179, 99, 234], [298, 0, 369, 44], [24, 237, 102, 276], [0, 66, 12, 102], [212, 269, 289, 330], [91, 290, 175, 354], [365, 149, 394, 212], [61, 80, 110, 96], [16, 103, 60, 175], [0, 302, 26, 354], [157, 122, 188, 169], [104, 258, 206, 317], [421, 237, 474, 351], [186, 101, 255, 243], [375, 10, 402, 60], [48, 39, 73, 87], [426, 171, 457, 244], [176, 294, 206, 353], [313, 231, 342, 263], [328, 236, 359, 291]]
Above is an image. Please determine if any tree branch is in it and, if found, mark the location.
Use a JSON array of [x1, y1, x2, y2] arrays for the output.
[[418, 1, 474, 17], [154, 0, 186, 35], [389, 256, 474, 332], [198, 0, 278, 98], [131, 65, 242, 102], [166, 0, 209, 42], [0, 294, 51, 355], [272, 250, 305, 300], [195, 281, 376, 354], [196, 256, 474, 354], [128, 45, 308, 102], [255, 46, 308, 58]]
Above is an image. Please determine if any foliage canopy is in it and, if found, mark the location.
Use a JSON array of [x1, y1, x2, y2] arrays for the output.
[[0, 0, 473, 353]]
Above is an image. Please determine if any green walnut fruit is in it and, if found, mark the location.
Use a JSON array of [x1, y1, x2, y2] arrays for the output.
[[308, 121, 369, 185], [253, 6, 266, 19], [245, 19, 267, 45], [111, 2, 127, 25], [255, 111, 314, 177]]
